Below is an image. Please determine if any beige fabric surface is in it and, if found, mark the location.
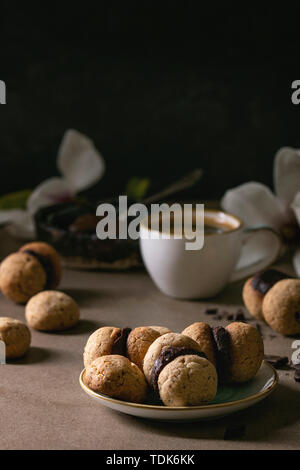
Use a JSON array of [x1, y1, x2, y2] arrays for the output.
[[0, 232, 299, 450]]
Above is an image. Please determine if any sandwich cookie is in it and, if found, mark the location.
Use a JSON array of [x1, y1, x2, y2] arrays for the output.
[[143, 333, 217, 406], [157, 353, 218, 407], [183, 322, 264, 383], [84, 326, 131, 367], [143, 332, 204, 383], [0, 241, 62, 304], [262, 279, 300, 336], [19, 241, 62, 289], [243, 269, 291, 321]]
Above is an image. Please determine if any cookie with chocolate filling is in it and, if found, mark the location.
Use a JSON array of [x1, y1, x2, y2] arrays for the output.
[[143, 332, 204, 384], [150, 346, 207, 392], [157, 354, 217, 406], [84, 355, 147, 403], [262, 279, 300, 336], [212, 326, 232, 383], [0, 252, 47, 303], [182, 323, 232, 383], [83, 326, 131, 367], [20, 241, 62, 289], [182, 322, 264, 383], [146, 344, 217, 406], [243, 270, 291, 321]]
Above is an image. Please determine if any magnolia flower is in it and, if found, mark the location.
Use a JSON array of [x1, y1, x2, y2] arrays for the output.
[[0, 129, 105, 239], [221, 147, 300, 276]]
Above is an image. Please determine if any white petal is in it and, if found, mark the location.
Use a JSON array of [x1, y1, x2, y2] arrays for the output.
[[57, 129, 105, 192], [0, 209, 23, 225], [293, 248, 300, 277], [291, 191, 300, 225], [5, 210, 36, 240], [274, 147, 300, 208], [27, 177, 75, 214], [221, 182, 284, 229]]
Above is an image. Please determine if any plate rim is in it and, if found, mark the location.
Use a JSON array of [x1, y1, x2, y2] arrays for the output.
[[79, 360, 278, 412]]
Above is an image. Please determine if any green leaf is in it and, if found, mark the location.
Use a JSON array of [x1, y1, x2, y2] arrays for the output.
[[0, 190, 32, 210], [125, 177, 150, 201]]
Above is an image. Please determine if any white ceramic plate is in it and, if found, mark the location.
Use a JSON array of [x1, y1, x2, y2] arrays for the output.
[[79, 361, 278, 421]]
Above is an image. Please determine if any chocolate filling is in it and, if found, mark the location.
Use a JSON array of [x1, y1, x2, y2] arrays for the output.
[[264, 355, 289, 369], [22, 249, 54, 289], [111, 328, 132, 355], [212, 326, 231, 383], [251, 269, 291, 296], [150, 346, 207, 392]]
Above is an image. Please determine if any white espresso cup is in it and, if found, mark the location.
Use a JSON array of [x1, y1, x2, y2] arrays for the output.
[[139, 207, 282, 299]]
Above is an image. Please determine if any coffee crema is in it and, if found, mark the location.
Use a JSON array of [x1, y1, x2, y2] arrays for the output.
[[203, 224, 230, 234]]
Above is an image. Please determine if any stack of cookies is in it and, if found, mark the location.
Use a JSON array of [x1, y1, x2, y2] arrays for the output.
[[83, 321, 264, 407], [243, 269, 300, 336]]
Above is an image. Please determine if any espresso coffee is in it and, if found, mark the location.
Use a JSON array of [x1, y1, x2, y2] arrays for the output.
[[170, 224, 230, 234], [151, 214, 234, 235], [204, 224, 229, 234], [203, 215, 234, 234], [141, 207, 280, 299]]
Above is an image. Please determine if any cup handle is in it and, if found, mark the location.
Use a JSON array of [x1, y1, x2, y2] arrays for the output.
[[229, 226, 282, 283]]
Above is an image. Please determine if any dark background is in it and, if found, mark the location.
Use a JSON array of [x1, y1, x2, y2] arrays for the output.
[[0, 2, 299, 201]]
